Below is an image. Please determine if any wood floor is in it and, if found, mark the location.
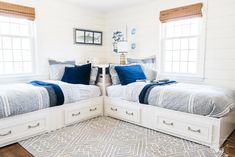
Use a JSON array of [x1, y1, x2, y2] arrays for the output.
[[0, 131, 235, 157]]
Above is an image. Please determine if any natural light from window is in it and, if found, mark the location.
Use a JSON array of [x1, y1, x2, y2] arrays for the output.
[[161, 18, 201, 75], [0, 16, 34, 75]]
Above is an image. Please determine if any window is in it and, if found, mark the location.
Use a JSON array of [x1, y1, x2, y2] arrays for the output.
[[0, 1, 35, 76], [161, 18, 202, 74], [159, 3, 204, 78], [0, 16, 34, 75]]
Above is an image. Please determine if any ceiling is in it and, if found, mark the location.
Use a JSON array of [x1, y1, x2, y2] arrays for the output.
[[64, 0, 155, 12]]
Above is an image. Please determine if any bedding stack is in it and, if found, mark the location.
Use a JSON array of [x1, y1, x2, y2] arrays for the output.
[[107, 56, 235, 118], [0, 60, 101, 119]]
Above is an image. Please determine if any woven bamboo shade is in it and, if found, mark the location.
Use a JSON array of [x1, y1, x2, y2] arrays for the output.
[[0, 1, 35, 20], [160, 3, 203, 23]]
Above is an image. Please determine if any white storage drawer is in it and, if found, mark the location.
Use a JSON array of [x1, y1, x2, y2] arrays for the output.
[[0, 117, 47, 143], [157, 115, 212, 144], [106, 104, 122, 117], [105, 103, 140, 123], [184, 123, 211, 143], [65, 103, 102, 125], [122, 108, 140, 123]]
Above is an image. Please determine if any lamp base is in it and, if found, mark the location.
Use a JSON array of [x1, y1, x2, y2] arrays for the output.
[[120, 53, 126, 65]]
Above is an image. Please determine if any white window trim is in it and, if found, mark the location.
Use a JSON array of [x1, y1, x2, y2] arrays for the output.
[[158, 2, 207, 82], [0, 17, 37, 78]]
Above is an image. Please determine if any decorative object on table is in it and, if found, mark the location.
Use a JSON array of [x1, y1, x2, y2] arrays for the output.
[[112, 26, 128, 53], [117, 41, 128, 65], [74, 28, 102, 45]]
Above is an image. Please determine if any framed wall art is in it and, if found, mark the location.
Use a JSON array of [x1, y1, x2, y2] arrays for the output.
[[74, 28, 102, 45]]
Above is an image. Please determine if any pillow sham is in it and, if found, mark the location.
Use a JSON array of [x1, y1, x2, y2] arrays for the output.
[[127, 55, 156, 68], [61, 63, 91, 84], [49, 59, 76, 80], [114, 64, 146, 85], [90, 66, 99, 85], [109, 64, 121, 85], [127, 56, 157, 81]]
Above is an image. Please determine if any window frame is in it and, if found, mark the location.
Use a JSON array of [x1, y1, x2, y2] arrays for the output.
[[159, 16, 206, 81], [0, 16, 36, 77]]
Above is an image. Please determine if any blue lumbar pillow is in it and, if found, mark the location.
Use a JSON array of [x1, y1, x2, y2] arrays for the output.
[[61, 63, 91, 84], [114, 64, 146, 85]]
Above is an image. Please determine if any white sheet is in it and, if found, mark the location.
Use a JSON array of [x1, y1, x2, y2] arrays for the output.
[[107, 85, 126, 98], [46, 80, 101, 102]]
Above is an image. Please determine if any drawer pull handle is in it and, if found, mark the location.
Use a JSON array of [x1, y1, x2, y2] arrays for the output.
[[90, 107, 97, 112], [0, 131, 11, 137], [188, 127, 201, 133], [126, 111, 134, 116], [28, 123, 40, 129], [111, 107, 117, 111], [72, 112, 81, 117], [163, 120, 174, 126]]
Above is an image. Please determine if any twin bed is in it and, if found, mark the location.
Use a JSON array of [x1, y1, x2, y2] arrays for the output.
[[0, 60, 235, 151]]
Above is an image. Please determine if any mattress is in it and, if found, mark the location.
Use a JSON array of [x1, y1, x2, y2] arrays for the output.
[[107, 82, 235, 118], [0, 81, 101, 119], [107, 85, 126, 99]]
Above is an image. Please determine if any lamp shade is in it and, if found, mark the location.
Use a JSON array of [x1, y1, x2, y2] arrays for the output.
[[117, 41, 128, 53]]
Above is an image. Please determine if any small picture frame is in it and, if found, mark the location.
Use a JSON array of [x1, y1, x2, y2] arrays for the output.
[[74, 28, 102, 45], [94, 32, 102, 45]]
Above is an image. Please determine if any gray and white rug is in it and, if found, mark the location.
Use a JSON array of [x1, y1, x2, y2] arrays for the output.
[[20, 117, 222, 157]]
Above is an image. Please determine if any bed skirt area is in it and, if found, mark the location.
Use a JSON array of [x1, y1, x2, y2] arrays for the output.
[[0, 96, 103, 147], [104, 96, 235, 151], [1, 95, 235, 151]]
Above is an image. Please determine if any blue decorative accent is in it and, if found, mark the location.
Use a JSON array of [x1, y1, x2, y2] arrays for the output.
[[131, 28, 136, 35], [30, 81, 65, 106], [114, 64, 146, 85], [131, 43, 136, 49], [139, 81, 177, 104], [62, 63, 91, 85]]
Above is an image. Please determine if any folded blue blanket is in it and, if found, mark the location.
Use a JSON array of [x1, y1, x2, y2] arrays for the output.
[[139, 81, 177, 104], [30, 81, 64, 107]]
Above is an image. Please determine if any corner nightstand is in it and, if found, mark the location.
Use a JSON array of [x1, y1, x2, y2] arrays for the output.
[[94, 64, 111, 96]]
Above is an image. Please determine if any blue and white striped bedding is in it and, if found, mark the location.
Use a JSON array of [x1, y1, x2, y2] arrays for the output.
[[107, 82, 235, 118], [0, 80, 100, 119]]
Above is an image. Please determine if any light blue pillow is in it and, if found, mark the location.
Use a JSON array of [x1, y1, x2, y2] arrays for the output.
[[48, 59, 76, 80], [114, 64, 146, 85], [127, 55, 156, 65], [127, 56, 157, 81]]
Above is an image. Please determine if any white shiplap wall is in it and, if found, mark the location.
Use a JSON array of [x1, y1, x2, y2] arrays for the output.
[[204, 0, 235, 89], [105, 0, 235, 90], [0, 0, 107, 82]]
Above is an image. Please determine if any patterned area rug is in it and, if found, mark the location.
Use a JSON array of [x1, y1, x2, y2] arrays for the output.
[[20, 117, 222, 157]]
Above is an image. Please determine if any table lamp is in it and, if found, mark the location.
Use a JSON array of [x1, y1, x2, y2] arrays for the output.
[[117, 41, 128, 65]]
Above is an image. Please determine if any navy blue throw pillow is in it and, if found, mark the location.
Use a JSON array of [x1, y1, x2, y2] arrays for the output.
[[114, 64, 146, 85], [61, 63, 91, 84]]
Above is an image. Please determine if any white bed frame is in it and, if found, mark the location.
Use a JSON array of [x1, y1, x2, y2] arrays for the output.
[[0, 96, 103, 147], [104, 96, 235, 151], [0, 65, 234, 151]]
